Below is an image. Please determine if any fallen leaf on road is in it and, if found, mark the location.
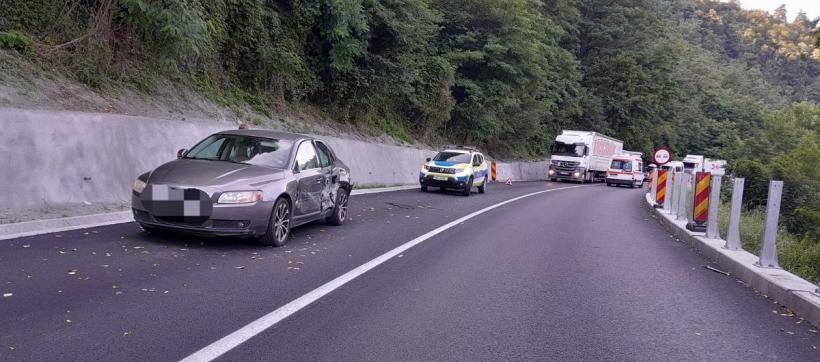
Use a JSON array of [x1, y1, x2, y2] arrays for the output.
[[234, 266, 245, 269], [112, 285, 119, 289], [694, 332, 701, 336], [163, 291, 169, 294], [66, 319, 71, 323], [133, 246, 144, 250], [2, 293, 12, 297], [59, 251, 66, 254], [123, 331, 130, 337], [67, 269, 78, 275], [22, 245, 30, 248], [106, 253, 111, 257]]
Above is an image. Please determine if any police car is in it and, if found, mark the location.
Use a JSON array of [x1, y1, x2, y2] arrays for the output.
[[419, 146, 489, 196]]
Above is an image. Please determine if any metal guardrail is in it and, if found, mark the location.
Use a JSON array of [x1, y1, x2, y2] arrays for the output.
[[649, 172, 818, 293]]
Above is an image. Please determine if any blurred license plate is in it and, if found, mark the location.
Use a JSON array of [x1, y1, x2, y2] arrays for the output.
[[559, 172, 569, 176], [433, 176, 448, 181]]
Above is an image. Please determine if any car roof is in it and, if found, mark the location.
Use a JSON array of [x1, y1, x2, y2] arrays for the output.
[[441, 148, 480, 155], [215, 129, 312, 141]]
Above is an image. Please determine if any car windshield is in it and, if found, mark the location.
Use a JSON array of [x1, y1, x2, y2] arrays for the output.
[[433, 152, 472, 163], [611, 160, 632, 171], [184, 134, 293, 168], [552, 142, 586, 157]]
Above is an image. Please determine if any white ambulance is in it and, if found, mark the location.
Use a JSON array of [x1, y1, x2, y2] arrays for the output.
[[605, 152, 645, 188]]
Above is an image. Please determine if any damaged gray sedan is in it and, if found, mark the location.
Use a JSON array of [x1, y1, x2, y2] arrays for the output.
[[131, 129, 352, 246]]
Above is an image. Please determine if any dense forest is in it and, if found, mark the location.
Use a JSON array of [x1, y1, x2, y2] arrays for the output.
[[0, 1, 818, 273]]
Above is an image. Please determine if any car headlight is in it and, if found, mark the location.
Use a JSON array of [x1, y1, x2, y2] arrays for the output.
[[218, 191, 263, 204], [573, 172, 581, 177], [548, 169, 555, 175], [133, 179, 147, 193]]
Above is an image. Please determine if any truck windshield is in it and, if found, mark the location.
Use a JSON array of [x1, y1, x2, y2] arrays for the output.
[[552, 142, 586, 157]]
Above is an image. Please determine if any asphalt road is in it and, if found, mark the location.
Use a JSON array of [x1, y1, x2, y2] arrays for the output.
[[1, 182, 818, 361]]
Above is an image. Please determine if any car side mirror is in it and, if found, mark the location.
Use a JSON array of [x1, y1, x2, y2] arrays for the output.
[[177, 148, 187, 159], [426, 158, 431, 162]]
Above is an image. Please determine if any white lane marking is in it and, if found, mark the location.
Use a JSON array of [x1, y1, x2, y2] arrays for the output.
[[180, 184, 592, 362]]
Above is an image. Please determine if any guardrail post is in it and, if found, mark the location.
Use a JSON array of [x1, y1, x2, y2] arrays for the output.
[[668, 173, 677, 213], [724, 178, 744, 250], [706, 175, 722, 239], [676, 173, 689, 221], [756, 180, 783, 268]]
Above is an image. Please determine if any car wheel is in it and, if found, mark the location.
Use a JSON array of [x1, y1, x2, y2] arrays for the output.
[[421, 185, 428, 192], [606, 183, 612, 187], [550, 178, 557, 182], [260, 198, 291, 247], [326, 188, 349, 226], [478, 176, 487, 194], [462, 177, 473, 196]]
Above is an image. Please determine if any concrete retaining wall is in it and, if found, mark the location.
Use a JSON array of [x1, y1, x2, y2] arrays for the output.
[[0, 108, 549, 210]]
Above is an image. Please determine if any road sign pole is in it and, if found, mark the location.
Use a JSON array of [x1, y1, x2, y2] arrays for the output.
[[756, 181, 783, 268], [663, 172, 672, 211], [705, 175, 722, 239], [650, 168, 658, 202], [724, 178, 744, 250]]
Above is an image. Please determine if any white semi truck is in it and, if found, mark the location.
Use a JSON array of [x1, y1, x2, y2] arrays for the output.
[[548, 130, 624, 183]]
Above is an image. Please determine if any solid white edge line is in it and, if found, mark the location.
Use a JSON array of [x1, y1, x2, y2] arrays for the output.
[[180, 184, 591, 362]]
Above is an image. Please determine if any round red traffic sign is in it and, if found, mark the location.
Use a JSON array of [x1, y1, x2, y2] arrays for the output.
[[653, 148, 672, 165]]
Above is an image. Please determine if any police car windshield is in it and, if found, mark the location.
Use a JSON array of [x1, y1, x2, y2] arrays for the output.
[[434, 152, 472, 164]]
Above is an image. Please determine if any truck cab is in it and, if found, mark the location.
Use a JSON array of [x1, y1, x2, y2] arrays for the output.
[[548, 130, 623, 183], [660, 161, 684, 175], [682, 155, 705, 174], [605, 153, 644, 188]]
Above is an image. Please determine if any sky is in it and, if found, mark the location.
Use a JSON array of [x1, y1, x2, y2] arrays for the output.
[[735, 0, 820, 21]]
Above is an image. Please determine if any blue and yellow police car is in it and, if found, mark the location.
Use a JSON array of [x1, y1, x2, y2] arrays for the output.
[[419, 146, 489, 196]]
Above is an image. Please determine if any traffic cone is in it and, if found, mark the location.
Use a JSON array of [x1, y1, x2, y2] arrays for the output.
[[506, 178, 512, 186]]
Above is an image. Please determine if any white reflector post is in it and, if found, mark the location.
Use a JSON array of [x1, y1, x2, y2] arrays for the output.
[[756, 181, 783, 268], [676, 173, 689, 221], [724, 178, 744, 250]]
